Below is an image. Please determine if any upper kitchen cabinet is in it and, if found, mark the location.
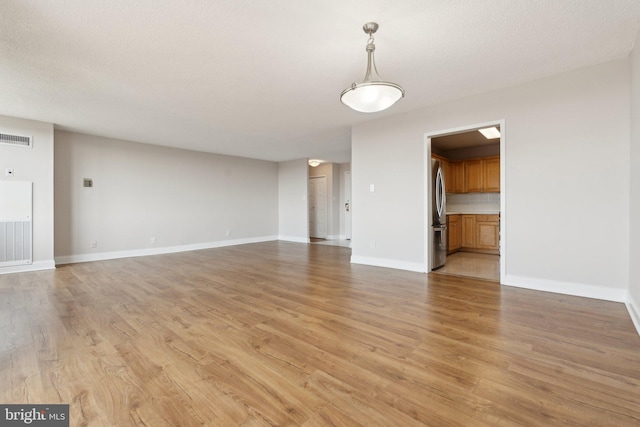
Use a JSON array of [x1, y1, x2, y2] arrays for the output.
[[464, 160, 483, 192], [483, 157, 500, 192], [450, 162, 465, 193], [446, 156, 500, 194]]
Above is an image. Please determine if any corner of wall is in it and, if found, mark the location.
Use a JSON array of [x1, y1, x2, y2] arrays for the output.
[[278, 235, 310, 244], [627, 290, 640, 336], [350, 255, 427, 273]]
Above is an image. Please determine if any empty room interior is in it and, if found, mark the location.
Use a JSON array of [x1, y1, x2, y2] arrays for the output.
[[2, 2, 640, 425]]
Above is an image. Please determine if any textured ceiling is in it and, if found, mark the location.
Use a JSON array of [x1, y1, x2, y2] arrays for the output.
[[1, 1, 639, 163]]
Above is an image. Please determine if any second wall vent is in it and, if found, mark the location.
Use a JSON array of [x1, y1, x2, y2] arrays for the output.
[[0, 133, 32, 148]]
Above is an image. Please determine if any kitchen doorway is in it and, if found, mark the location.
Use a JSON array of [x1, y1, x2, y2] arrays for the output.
[[425, 121, 505, 283]]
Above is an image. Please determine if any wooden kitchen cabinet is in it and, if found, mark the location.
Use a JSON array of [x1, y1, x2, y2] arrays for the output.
[[483, 157, 500, 192], [461, 215, 476, 248], [459, 214, 500, 254], [476, 214, 500, 251], [447, 214, 461, 254], [450, 161, 465, 193], [441, 160, 451, 193], [446, 156, 499, 193], [464, 160, 483, 193]]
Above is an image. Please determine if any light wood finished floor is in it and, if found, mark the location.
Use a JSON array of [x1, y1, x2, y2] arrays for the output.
[[1, 242, 639, 426]]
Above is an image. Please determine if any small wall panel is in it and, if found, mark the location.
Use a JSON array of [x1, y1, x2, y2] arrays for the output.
[[0, 181, 32, 267]]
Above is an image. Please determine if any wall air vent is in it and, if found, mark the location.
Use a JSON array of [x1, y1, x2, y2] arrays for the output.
[[0, 133, 32, 148]]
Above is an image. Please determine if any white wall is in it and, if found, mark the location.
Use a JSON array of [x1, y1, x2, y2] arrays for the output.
[[0, 115, 54, 273], [629, 31, 640, 331], [54, 131, 278, 263], [352, 59, 630, 301], [278, 159, 309, 242]]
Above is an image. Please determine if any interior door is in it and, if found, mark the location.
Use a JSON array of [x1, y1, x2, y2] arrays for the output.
[[308, 176, 327, 238], [345, 171, 351, 240]]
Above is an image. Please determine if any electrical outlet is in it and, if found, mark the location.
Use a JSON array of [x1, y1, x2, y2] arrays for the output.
[[370, 240, 376, 249], [225, 230, 231, 236], [90, 241, 98, 248], [150, 236, 157, 245]]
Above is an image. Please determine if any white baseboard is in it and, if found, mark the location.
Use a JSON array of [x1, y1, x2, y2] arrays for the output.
[[278, 235, 310, 243], [350, 255, 426, 273], [503, 274, 627, 302], [327, 234, 346, 240], [0, 260, 56, 274], [55, 236, 279, 265], [626, 292, 640, 336]]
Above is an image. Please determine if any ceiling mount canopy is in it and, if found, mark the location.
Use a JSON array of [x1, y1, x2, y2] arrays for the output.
[[340, 22, 405, 113]]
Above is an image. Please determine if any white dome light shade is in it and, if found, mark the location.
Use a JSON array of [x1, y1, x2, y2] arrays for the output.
[[340, 81, 404, 113]]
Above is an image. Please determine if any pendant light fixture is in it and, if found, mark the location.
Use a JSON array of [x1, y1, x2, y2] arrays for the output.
[[340, 22, 405, 113]]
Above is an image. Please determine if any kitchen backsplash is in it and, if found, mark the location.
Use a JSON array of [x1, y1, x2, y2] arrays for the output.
[[446, 192, 500, 213]]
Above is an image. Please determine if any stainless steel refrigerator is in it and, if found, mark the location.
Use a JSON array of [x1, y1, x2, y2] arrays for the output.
[[431, 159, 447, 269]]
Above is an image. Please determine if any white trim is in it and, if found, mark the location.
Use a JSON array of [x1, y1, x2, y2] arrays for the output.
[[0, 260, 55, 274], [278, 235, 311, 243], [351, 255, 426, 273], [344, 170, 352, 240], [326, 234, 345, 240], [498, 121, 506, 284], [55, 236, 278, 265], [503, 274, 627, 302], [424, 136, 432, 271], [626, 292, 640, 336], [0, 259, 31, 268]]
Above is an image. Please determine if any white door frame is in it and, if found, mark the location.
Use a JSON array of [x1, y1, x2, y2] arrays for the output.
[[345, 171, 352, 240], [424, 119, 506, 283]]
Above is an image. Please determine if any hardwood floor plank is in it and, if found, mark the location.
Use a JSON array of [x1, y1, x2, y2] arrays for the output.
[[1, 241, 639, 426]]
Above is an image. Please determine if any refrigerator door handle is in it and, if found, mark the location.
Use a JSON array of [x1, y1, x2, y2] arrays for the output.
[[435, 168, 445, 218]]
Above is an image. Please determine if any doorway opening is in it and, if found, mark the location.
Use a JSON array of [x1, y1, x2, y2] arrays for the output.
[[308, 176, 327, 239], [307, 163, 352, 248], [425, 121, 505, 283]]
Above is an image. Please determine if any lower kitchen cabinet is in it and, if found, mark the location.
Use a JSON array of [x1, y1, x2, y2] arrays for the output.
[[461, 215, 476, 248], [458, 214, 500, 255], [476, 214, 500, 250], [447, 215, 461, 254]]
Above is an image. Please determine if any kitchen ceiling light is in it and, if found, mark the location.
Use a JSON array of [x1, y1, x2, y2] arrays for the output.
[[308, 159, 321, 167], [340, 22, 405, 113], [478, 127, 501, 139]]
